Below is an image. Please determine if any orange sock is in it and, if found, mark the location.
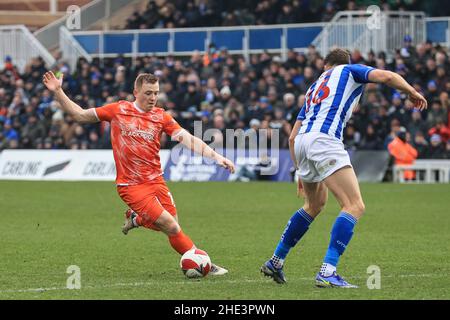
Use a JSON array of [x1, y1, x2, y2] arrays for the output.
[[168, 230, 195, 254]]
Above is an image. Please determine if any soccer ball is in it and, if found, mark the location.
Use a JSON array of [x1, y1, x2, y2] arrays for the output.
[[180, 248, 211, 278]]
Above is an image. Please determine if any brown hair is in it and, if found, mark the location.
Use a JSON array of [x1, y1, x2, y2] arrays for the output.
[[324, 48, 351, 67], [134, 73, 159, 90]]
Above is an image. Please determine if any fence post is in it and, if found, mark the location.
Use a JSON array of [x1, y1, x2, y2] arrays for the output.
[[447, 18, 450, 48], [50, 0, 57, 14], [169, 30, 174, 55], [132, 33, 138, 68], [99, 32, 104, 68], [104, 0, 111, 31], [205, 30, 211, 53], [281, 26, 287, 61], [243, 28, 250, 64]]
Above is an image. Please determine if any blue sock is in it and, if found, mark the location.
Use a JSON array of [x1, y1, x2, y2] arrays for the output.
[[271, 208, 314, 268], [323, 212, 357, 267]]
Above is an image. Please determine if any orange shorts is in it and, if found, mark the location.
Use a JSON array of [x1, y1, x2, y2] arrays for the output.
[[117, 176, 177, 229]]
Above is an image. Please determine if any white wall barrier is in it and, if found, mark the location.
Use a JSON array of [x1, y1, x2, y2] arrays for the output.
[[0, 150, 170, 181], [393, 159, 450, 183]]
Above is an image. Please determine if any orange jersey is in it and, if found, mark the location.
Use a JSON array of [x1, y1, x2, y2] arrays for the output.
[[94, 101, 182, 185]]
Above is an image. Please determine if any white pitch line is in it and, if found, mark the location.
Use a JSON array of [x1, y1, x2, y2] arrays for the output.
[[0, 273, 447, 294]]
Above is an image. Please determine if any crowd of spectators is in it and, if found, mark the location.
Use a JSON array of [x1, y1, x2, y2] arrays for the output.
[[124, 0, 448, 30], [1, 38, 450, 159]]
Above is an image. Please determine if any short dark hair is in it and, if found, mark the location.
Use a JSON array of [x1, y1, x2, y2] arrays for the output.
[[134, 73, 159, 90], [324, 48, 351, 67]]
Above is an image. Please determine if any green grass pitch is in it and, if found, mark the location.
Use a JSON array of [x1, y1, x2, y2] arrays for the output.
[[0, 181, 449, 299]]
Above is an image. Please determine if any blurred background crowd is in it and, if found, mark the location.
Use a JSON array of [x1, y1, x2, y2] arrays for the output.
[[1, 0, 450, 160], [124, 0, 448, 29]]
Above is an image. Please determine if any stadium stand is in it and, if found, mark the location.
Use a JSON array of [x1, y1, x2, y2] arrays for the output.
[[0, 1, 449, 164], [123, 0, 449, 29]]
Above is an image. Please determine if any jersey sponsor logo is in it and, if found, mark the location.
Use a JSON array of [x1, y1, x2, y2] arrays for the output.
[[120, 124, 158, 142], [151, 113, 163, 122], [1, 160, 42, 176], [82, 161, 116, 176]]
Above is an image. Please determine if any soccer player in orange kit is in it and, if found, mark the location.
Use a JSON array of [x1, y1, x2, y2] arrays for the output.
[[43, 71, 235, 275]]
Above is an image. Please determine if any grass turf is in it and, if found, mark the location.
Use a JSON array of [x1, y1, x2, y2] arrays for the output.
[[0, 181, 449, 299]]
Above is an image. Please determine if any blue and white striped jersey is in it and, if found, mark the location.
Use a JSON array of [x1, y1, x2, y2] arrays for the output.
[[297, 64, 375, 140]]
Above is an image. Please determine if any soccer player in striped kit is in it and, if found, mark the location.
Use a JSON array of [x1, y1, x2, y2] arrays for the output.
[[261, 48, 427, 287]]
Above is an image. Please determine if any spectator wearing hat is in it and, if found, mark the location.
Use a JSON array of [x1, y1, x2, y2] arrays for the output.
[[388, 92, 409, 126], [245, 118, 262, 149], [400, 35, 416, 63], [388, 127, 418, 180], [413, 131, 429, 158], [219, 85, 232, 106], [2, 119, 19, 142], [428, 134, 446, 159], [282, 93, 298, 126], [258, 96, 272, 119]]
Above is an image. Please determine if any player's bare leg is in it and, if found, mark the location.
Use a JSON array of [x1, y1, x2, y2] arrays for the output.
[[262, 181, 328, 284], [315, 166, 364, 288], [302, 181, 328, 218], [323, 167, 365, 219]]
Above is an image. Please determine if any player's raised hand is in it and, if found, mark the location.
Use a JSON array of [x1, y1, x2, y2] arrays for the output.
[[43, 71, 63, 92], [408, 90, 427, 111], [217, 156, 235, 174]]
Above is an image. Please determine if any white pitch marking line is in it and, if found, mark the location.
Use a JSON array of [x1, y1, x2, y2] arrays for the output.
[[0, 273, 446, 294]]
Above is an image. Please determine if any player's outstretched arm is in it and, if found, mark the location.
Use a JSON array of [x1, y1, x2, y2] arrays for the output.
[[175, 130, 235, 173], [368, 69, 428, 111], [42, 71, 99, 123]]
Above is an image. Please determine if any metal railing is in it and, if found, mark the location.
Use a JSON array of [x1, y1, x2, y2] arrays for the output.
[[393, 160, 450, 183], [312, 11, 425, 57], [69, 22, 325, 61], [34, 0, 141, 50], [59, 26, 92, 72], [0, 25, 55, 72]]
